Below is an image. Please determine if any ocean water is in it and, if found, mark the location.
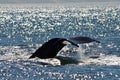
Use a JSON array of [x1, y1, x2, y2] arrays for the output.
[[0, 2, 120, 80]]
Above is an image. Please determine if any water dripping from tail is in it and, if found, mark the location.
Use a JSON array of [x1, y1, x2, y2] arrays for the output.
[[76, 44, 87, 61]]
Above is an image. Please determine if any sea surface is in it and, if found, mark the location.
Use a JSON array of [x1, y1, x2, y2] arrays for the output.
[[0, 2, 120, 80]]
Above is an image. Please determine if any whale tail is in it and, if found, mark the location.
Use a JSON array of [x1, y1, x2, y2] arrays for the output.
[[28, 36, 100, 59]]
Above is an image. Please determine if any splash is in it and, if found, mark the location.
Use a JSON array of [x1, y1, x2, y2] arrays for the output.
[[77, 44, 87, 60], [76, 43, 101, 61]]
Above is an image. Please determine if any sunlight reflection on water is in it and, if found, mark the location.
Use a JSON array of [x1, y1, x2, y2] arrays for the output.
[[0, 3, 120, 80]]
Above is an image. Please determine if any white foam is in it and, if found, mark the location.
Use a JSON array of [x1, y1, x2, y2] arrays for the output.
[[30, 58, 61, 66], [78, 55, 120, 65], [77, 45, 86, 60], [0, 45, 120, 66]]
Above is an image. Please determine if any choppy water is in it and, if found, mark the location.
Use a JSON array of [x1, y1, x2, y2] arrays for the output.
[[0, 3, 120, 80]]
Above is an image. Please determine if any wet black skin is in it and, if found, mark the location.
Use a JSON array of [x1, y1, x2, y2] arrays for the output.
[[29, 38, 78, 59]]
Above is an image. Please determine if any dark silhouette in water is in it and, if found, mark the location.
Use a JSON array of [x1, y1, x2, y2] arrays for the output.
[[70, 36, 100, 44], [29, 36, 100, 59]]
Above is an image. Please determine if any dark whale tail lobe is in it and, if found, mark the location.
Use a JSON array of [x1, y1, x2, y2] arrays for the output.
[[28, 38, 79, 59], [69, 36, 100, 44]]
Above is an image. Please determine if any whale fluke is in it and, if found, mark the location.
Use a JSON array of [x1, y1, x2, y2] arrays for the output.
[[29, 36, 100, 59]]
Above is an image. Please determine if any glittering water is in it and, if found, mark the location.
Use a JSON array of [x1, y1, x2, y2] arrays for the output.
[[0, 3, 120, 80]]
